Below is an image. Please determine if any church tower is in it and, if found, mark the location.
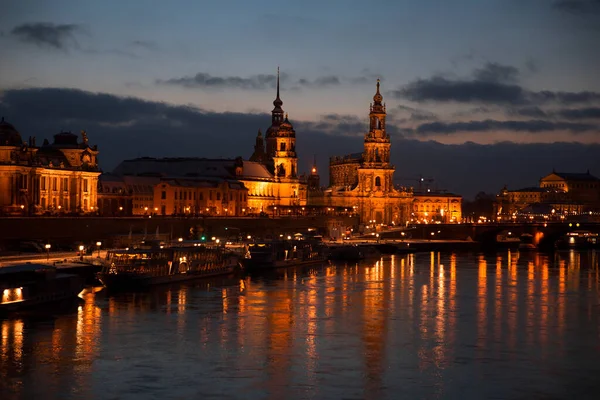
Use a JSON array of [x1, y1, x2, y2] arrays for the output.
[[358, 79, 395, 193], [265, 68, 298, 179], [249, 129, 268, 163]]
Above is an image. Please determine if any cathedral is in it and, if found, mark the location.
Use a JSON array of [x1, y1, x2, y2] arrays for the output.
[[101, 69, 307, 216], [0, 118, 101, 215], [308, 81, 414, 225]]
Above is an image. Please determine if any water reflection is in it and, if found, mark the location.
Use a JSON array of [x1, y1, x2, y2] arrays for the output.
[[1, 251, 600, 399]]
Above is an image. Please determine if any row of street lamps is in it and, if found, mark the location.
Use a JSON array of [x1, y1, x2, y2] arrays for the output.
[[44, 241, 103, 261]]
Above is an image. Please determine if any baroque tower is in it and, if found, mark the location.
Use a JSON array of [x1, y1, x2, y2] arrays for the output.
[[357, 79, 395, 193], [265, 68, 298, 178]]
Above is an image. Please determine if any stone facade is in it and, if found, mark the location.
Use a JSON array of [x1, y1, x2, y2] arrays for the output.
[[494, 171, 599, 217], [99, 69, 307, 216], [412, 192, 462, 223], [0, 118, 100, 215], [308, 81, 415, 225]]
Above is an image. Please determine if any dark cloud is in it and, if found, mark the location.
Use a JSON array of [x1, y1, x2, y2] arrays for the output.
[[414, 119, 597, 136], [553, 0, 600, 14], [556, 107, 600, 120], [472, 62, 519, 83], [507, 106, 548, 118], [2, 87, 600, 199], [396, 77, 526, 104], [297, 76, 341, 87], [395, 63, 600, 106], [157, 73, 278, 90], [532, 90, 600, 104], [10, 22, 80, 49]]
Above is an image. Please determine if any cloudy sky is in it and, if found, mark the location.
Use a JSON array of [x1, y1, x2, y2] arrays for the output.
[[1, 0, 599, 198]]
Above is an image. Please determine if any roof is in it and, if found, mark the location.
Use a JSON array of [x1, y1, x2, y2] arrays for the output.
[[0, 117, 23, 147], [510, 187, 547, 193], [0, 263, 55, 275], [113, 157, 275, 181], [543, 171, 600, 182]]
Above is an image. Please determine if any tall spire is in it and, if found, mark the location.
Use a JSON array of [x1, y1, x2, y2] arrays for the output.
[[273, 67, 283, 108], [373, 78, 383, 106]]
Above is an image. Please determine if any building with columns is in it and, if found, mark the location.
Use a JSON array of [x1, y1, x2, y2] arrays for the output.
[[308, 81, 414, 225], [0, 118, 101, 215]]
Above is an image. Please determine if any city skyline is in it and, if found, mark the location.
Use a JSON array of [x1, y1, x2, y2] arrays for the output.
[[1, 0, 599, 198]]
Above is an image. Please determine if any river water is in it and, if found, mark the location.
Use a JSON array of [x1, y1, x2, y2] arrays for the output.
[[2, 251, 600, 400]]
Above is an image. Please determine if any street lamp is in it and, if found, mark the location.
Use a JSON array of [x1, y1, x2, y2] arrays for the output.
[[79, 245, 85, 261], [95, 241, 102, 258], [178, 237, 183, 242], [45, 243, 51, 260]]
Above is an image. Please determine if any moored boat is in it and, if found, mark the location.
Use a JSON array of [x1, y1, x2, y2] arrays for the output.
[[555, 230, 600, 250], [1, 263, 85, 315], [244, 239, 328, 271], [97, 245, 241, 291]]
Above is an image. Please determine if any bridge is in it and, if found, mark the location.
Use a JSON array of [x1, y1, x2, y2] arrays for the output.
[[377, 222, 600, 250]]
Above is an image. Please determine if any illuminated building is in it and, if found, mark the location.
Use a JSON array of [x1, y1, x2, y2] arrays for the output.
[[0, 118, 100, 215], [98, 69, 306, 216], [308, 81, 414, 225], [494, 170, 599, 217], [412, 190, 462, 223]]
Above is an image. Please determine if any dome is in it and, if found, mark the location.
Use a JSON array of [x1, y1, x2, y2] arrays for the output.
[[0, 117, 23, 146], [52, 131, 79, 147]]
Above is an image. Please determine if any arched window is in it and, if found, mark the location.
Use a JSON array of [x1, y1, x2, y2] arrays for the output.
[[375, 176, 381, 187], [377, 118, 381, 129], [280, 142, 286, 151]]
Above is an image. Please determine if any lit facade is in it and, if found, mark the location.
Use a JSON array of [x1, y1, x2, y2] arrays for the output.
[[0, 118, 100, 215], [412, 191, 462, 223], [494, 170, 600, 217], [308, 81, 415, 225], [154, 178, 248, 216], [102, 69, 307, 216]]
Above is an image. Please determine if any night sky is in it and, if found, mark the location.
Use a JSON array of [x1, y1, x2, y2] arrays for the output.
[[1, 0, 599, 198]]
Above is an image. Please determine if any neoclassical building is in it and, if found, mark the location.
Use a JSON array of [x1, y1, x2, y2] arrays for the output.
[[0, 118, 101, 215], [308, 81, 414, 225]]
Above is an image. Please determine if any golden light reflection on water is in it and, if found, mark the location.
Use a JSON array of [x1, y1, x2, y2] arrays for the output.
[[2, 250, 600, 399]]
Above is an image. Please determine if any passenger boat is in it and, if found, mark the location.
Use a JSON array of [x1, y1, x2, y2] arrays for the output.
[[1, 263, 85, 315], [244, 239, 328, 271], [555, 230, 600, 250], [97, 244, 241, 290]]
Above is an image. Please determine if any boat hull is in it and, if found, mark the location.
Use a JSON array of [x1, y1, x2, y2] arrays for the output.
[[97, 265, 237, 291]]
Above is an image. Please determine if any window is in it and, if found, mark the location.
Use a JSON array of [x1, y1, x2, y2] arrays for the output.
[[83, 179, 88, 193], [217, 193, 221, 201], [199, 192, 204, 201], [375, 176, 381, 187], [280, 142, 286, 151], [41, 176, 46, 190], [161, 191, 166, 200], [183, 191, 187, 201], [230, 193, 233, 201], [175, 191, 178, 200], [209, 191, 213, 200], [53, 177, 57, 191], [62, 178, 68, 191]]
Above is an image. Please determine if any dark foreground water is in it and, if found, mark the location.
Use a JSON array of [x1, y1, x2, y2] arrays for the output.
[[2, 251, 600, 400]]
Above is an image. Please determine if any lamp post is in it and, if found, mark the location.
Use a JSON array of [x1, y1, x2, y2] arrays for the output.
[[79, 245, 85, 261], [95, 241, 102, 258], [45, 243, 51, 261]]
